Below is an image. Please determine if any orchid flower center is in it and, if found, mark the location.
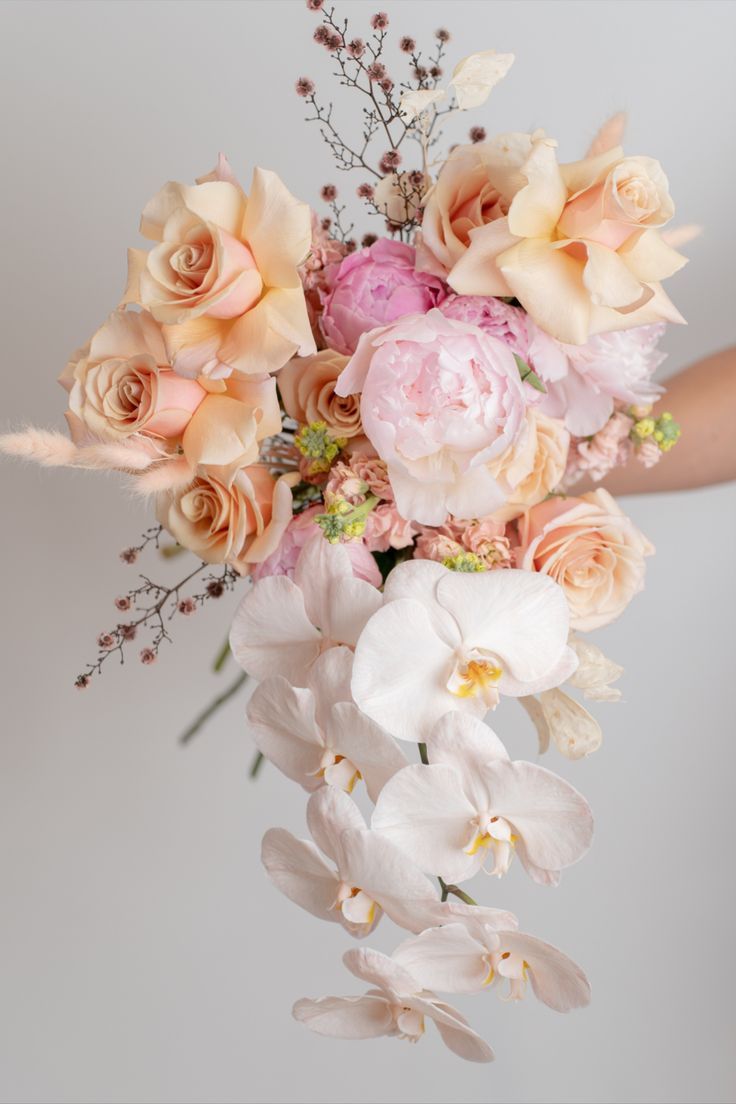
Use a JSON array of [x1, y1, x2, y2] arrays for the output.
[[448, 650, 503, 708], [313, 750, 362, 794], [483, 950, 530, 1001], [464, 814, 517, 876], [333, 883, 379, 929], [392, 1005, 425, 1042]]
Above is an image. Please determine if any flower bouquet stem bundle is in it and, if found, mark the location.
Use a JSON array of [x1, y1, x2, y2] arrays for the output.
[[1, 0, 693, 1064]]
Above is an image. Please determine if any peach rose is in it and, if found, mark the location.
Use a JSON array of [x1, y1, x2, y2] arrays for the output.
[[278, 349, 363, 439], [489, 410, 570, 522], [61, 309, 206, 442], [124, 159, 315, 378], [428, 132, 686, 344], [156, 466, 296, 574], [517, 488, 654, 631]]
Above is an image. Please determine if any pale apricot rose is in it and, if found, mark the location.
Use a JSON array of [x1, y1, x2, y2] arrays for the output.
[[489, 410, 570, 522], [277, 349, 363, 439], [124, 163, 315, 378]]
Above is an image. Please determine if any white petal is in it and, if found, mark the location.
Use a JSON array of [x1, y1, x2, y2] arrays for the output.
[[306, 785, 366, 865], [294, 535, 352, 632], [261, 828, 339, 922], [325, 575, 383, 648], [247, 677, 323, 789], [229, 575, 321, 686], [372, 764, 481, 884], [499, 931, 591, 1012], [327, 702, 408, 802], [293, 994, 393, 1039], [412, 996, 495, 1062], [307, 646, 355, 732], [428, 712, 509, 810], [449, 50, 515, 110], [487, 759, 594, 874], [338, 828, 439, 931], [382, 559, 459, 645], [399, 88, 447, 122], [343, 947, 419, 1000], [351, 599, 479, 743], [394, 924, 489, 993], [499, 646, 579, 697], [435, 569, 571, 684], [568, 636, 623, 702]]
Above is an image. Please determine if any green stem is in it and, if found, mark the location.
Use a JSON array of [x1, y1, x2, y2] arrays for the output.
[[438, 877, 477, 907], [418, 742, 429, 765], [178, 671, 248, 745], [212, 637, 231, 673], [249, 750, 265, 779]]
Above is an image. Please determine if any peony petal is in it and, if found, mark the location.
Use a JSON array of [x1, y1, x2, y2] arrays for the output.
[[247, 676, 323, 789], [293, 994, 393, 1038], [372, 763, 481, 884], [499, 931, 591, 1012], [327, 702, 408, 803], [486, 759, 593, 873], [261, 828, 339, 921], [229, 575, 321, 686], [393, 924, 489, 993]]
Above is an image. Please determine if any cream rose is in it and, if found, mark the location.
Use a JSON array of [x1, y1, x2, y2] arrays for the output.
[[124, 160, 315, 378], [156, 466, 295, 574], [517, 488, 653, 630], [62, 309, 206, 441], [277, 349, 363, 439], [489, 410, 570, 522]]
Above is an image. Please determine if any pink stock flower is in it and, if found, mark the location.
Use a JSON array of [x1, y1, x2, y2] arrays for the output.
[[325, 454, 393, 505], [251, 504, 381, 587], [335, 309, 528, 526], [363, 503, 419, 553], [320, 240, 448, 356], [566, 410, 634, 484], [298, 213, 348, 348], [636, 436, 662, 468]]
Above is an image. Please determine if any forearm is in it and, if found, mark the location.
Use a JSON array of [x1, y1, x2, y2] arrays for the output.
[[576, 346, 736, 496]]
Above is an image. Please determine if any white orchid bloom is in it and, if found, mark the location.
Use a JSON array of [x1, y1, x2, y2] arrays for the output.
[[351, 560, 577, 743], [449, 50, 515, 110], [398, 88, 447, 122], [261, 787, 439, 937], [247, 645, 407, 800], [293, 947, 494, 1063], [394, 920, 591, 1011], [520, 688, 602, 759], [372, 712, 593, 885], [229, 535, 382, 687]]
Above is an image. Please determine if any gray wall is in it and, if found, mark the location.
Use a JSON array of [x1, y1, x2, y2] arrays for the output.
[[1, 2, 734, 1102]]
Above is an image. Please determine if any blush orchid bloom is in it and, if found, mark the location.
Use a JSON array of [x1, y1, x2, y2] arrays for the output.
[[394, 919, 591, 1011], [351, 560, 577, 743], [261, 787, 439, 937], [229, 535, 382, 687], [293, 947, 494, 1063], [372, 712, 593, 885], [247, 645, 407, 800]]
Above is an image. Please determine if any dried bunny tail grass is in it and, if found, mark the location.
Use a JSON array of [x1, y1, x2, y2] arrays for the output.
[[661, 224, 702, 249], [0, 428, 81, 467], [130, 456, 195, 497], [0, 428, 159, 472], [585, 111, 626, 157]]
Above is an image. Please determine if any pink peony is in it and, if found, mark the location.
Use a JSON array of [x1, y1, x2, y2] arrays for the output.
[[251, 504, 381, 586], [335, 309, 528, 526], [541, 324, 666, 437], [320, 240, 448, 356]]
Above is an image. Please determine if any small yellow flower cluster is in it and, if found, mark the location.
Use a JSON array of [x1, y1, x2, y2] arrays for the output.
[[631, 410, 681, 453], [294, 420, 347, 475], [315, 494, 379, 543], [441, 551, 487, 572]]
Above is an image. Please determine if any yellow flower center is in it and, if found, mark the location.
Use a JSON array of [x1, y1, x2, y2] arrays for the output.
[[452, 660, 503, 700]]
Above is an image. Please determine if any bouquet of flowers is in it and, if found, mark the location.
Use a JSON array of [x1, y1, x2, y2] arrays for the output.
[[1, 0, 691, 1064]]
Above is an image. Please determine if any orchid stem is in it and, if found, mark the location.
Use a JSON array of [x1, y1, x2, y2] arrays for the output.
[[438, 878, 477, 907], [418, 742, 429, 765], [213, 637, 231, 673], [178, 671, 248, 746], [249, 751, 265, 779]]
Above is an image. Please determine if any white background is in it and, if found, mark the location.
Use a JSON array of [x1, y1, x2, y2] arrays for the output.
[[1, 1, 735, 1101]]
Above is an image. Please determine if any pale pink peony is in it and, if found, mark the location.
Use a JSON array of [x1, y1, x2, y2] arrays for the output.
[[541, 324, 666, 437], [335, 309, 528, 526], [320, 240, 448, 356], [251, 504, 381, 586]]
